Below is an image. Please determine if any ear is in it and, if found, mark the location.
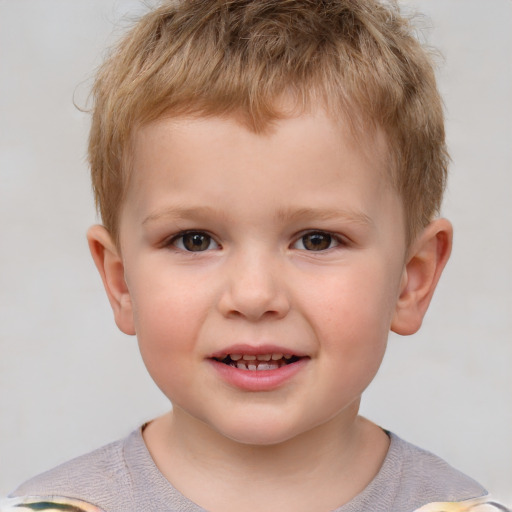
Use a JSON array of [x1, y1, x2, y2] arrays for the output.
[[87, 225, 136, 335], [391, 218, 453, 336]]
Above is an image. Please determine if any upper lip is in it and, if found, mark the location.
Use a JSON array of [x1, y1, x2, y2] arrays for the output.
[[208, 344, 308, 359]]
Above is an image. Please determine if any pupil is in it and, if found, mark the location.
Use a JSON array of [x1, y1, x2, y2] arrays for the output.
[[304, 233, 331, 251], [183, 233, 210, 251]]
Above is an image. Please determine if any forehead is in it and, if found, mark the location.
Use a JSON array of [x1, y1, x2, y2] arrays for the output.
[[128, 107, 390, 185], [121, 108, 396, 232]]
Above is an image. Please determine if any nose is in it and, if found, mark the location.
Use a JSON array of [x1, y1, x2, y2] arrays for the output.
[[217, 248, 291, 322]]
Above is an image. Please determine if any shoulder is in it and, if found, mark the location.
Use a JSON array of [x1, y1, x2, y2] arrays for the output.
[[9, 430, 137, 511], [338, 431, 487, 512], [388, 432, 486, 500], [9, 428, 199, 512]]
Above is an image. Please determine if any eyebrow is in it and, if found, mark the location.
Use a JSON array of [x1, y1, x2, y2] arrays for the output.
[[142, 205, 373, 227], [142, 205, 228, 225], [274, 207, 374, 227]]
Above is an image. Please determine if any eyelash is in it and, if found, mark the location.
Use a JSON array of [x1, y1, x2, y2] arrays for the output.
[[167, 230, 345, 253], [292, 231, 344, 252], [168, 231, 220, 252]]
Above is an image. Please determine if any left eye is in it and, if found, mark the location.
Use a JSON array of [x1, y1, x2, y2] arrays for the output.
[[293, 232, 339, 251], [172, 232, 219, 252]]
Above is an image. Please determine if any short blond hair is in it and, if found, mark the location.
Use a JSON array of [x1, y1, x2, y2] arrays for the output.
[[89, 0, 448, 244]]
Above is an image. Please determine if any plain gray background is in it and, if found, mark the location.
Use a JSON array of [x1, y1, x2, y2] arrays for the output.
[[1, 0, 511, 504]]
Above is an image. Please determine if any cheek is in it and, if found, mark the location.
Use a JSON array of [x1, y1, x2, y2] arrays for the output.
[[313, 291, 389, 399], [308, 273, 396, 334], [130, 265, 209, 334], [128, 279, 211, 378], [303, 267, 397, 368]]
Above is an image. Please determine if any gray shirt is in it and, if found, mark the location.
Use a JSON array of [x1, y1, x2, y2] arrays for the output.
[[11, 428, 486, 512]]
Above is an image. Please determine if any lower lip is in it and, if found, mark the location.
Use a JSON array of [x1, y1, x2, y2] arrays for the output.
[[209, 358, 308, 392]]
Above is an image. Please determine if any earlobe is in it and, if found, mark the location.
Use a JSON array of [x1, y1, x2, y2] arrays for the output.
[[87, 225, 136, 336], [391, 218, 453, 336]]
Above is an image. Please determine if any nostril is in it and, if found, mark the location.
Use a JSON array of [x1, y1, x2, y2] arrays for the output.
[[217, 269, 291, 321]]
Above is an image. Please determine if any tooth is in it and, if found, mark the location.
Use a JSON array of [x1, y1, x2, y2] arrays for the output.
[[248, 364, 257, 370], [242, 355, 256, 361], [271, 353, 283, 360], [284, 354, 292, 359], [237, 362, 247, 370], [230, 354, 242, 361], [256, 354, 272, 361], [257, 363, 278, 371]]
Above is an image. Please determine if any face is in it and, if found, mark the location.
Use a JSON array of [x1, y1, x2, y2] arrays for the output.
[[116, 109, 408, 445]]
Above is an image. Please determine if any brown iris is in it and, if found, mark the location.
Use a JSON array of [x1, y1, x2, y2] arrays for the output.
[[182, 232, 212, 251], [301, 232, 332, 251]]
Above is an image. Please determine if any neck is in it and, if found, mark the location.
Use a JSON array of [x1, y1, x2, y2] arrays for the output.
[[143, 404, 389, 512]]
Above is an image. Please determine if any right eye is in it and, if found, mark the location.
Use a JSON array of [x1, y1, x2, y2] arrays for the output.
[[171, 231, 219, 252]]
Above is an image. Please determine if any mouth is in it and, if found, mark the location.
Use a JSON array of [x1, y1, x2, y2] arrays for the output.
[[213, 353, 302, 371]]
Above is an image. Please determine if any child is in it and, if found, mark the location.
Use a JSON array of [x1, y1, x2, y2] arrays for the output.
[[5, 0, 502, 510]]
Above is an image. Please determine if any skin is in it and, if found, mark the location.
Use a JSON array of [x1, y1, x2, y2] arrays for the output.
[[88, 107, 452, 512]]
